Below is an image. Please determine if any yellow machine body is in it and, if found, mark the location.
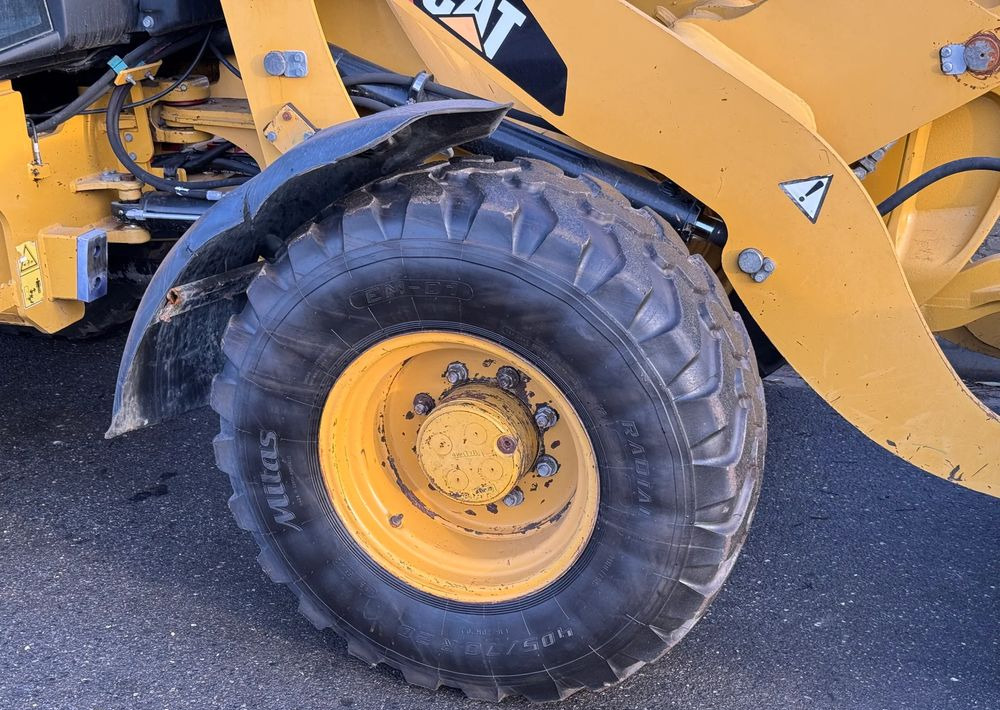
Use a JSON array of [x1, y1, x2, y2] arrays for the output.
[[2, 0, 1000, 496]]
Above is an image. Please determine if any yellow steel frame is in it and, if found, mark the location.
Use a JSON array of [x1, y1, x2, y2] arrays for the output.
[[218, 0, 357, 166], [1, 0, 999, 496], [375, 0, 1000, 496]]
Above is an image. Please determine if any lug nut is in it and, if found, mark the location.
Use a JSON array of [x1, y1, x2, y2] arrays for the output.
[[534, 405, 559, 431], [413, 393, 435, 416], [497, 435, 518, 455], [445, 361, 468, 385], [534, 455, 560, 478], [503, 487, 525, 507], [496, 366, 521, 390]]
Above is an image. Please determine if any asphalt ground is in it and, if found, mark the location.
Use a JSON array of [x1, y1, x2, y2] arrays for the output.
[[0, 331, 997, 710]]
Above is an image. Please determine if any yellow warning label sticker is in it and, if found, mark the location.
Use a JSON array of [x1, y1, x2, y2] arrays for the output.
[[15, 241, 43, 308]]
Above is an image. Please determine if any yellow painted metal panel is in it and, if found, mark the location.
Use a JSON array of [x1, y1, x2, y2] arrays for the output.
[[219, 0, 358, 166], [683, 0, 1000, 161], [388, 0, 1000, 496]]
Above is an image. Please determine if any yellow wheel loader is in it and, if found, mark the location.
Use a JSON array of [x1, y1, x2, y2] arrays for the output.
[[1, 0, 998, 701]]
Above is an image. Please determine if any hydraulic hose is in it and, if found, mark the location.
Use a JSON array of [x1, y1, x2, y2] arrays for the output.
[[210, 43, 242, 79], [35, 29, 210, 133], [106, 83, 247, 199], [34, 35, 166, 133], [338, 64, 557, 132], [878, 157, 1000, 215]]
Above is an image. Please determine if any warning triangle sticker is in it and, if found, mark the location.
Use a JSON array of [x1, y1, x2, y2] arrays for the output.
[[780, 175, 833, 224], [16, 242, 39, 274]]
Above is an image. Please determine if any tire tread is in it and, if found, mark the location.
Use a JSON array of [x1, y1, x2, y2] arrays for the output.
[[211, 157, 766, 702]]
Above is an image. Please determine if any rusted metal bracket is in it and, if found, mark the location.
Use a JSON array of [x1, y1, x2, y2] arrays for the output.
[[262, 103, 318, 154], [157, 262, 261, 323]]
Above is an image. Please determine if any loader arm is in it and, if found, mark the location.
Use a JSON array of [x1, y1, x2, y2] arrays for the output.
[[385, 0, 1000, 496]]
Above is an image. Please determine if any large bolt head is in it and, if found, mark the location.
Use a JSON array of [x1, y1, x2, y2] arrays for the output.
[[503, 487, 525, 507], [496, 366, 521, 390], [965, 36, 1000, 73], [535, 455, 559, 478], [497, 435, 518, 455], [413, 393, 435, 416], [534, 405, 559, 431], [263, 51, 287, 77], [445, 361, 468, 385], [737, 248, 765, 275], [141, 15, 155, 29]]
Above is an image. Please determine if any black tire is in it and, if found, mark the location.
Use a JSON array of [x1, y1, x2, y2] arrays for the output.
[[211, 157, 766, 702]]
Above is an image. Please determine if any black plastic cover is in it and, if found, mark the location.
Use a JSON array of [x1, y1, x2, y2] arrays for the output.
[[107, 99, 508, 437], [0, 0, 222, 77]]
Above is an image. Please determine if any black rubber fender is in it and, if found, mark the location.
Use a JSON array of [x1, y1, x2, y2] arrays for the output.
[[107, 100, 508, 438]]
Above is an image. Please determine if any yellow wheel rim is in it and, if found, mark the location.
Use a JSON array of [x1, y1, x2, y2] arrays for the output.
[[318, 332, 599, 603]]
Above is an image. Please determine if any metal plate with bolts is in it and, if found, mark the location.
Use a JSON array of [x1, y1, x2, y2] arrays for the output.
[[76, 229, 108, 303], [941, 44, 968, 76], [738, 248, 776, 283], [262, 103, 318, 153], [263, 50, 309, 78]]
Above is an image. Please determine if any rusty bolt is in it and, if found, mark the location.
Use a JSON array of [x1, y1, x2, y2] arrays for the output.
[[496, 366, 521, 391], [534, 455, 559, 478], [534, 405, 559, 431], [413, 393, 435, 416], [497, 436, 518, 455], [445, 361, 468, 385], [966, 35, 1000, 73], [502, 487, 524, 507], [281, 111, 293, 121]]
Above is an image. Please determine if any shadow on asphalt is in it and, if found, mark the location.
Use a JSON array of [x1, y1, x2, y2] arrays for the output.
[[0, 332, 997, 710]]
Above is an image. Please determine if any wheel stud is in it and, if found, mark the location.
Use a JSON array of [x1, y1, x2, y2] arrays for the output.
[[503, 487, 525, 507], [497, 435, 518, 455], [534, 455, 559, 478], [534, 405, 559, 431], [413, 393, 435, 415], [496, 366, 521, 390], [445, 361, 469, 385]]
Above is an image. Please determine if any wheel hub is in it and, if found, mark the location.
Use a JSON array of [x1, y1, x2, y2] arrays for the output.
[[416, 385, 539, 505], [317, 331, 599, 602]]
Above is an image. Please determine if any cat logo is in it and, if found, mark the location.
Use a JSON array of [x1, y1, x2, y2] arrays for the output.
[[413, 0, 568, 115], [419, 0, 527, 59]]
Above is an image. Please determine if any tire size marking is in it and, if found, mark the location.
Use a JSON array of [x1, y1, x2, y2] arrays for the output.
[[620, 421, 653, 515], [349, 279, 473, 309], [259, 430, 302, 531], [398, 624, 574, 656]]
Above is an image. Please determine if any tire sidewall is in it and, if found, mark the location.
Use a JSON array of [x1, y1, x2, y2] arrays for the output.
[[228, 238, 696, 681]]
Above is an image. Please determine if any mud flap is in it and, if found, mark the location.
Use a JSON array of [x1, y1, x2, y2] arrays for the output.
[[107, 100, 508, 437]]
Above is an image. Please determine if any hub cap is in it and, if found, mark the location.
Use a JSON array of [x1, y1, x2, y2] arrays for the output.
[[416, 385, 538, 505]]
